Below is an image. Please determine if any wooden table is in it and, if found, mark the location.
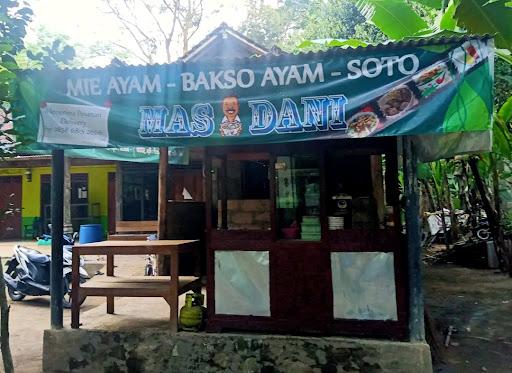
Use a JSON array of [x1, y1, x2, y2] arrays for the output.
[[71, 240, 201, 332]]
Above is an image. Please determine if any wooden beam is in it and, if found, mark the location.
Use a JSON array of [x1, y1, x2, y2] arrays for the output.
[[158, 147, 168, 239], [370, 155, 385, 228], [403, 137, 425, 341]]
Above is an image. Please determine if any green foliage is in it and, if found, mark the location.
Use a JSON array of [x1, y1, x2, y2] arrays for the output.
[[495, 57, 512, 109], [17, 25, 131, 69], [0, 0, 33, 156], [239, 0, 386, 50], [0, 0, 33, 101], [412, 0, 442, 9], [437, 0, 458, 30], [454, 0, 512, 50], [357, 0, 431, 39], [498, 95, 512, 124], [296, 38, 368, 49], [502, 209, 512, 234], [238, 1, 306, 49], [300, 0, 373, 40]]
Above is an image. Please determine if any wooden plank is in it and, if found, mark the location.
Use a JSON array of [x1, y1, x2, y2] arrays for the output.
[[80, 276, 200, 297], [107, 233, 150, 241], [83, 275, 199, 284], [76, 239, 197, 247], [115, 220, 158, 233]]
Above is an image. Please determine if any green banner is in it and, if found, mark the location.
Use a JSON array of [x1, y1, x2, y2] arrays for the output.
[[22, 147, 189, 164], [66, 147, 189, 164], [17, 37, 493, 150]]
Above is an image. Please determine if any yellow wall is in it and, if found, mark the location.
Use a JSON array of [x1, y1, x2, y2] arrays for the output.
[[0, 164, 117, 218]]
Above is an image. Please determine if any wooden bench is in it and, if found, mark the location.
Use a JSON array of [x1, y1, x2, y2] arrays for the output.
[[108, 220, 158, 240], [80, 276, 201, 298], [72, 240, 201, 332]]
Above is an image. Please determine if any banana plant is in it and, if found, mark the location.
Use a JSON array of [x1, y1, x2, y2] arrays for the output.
[[356, 0, 512, 60]]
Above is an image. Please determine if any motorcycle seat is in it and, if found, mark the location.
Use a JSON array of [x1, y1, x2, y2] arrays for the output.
[[24, 251, 50, 264]]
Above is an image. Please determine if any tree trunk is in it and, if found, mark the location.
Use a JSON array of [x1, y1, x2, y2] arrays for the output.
[[443, 169, 460, 241], [0, 257, 14, 373], [468, 157, 505, 268], [489, 154, 511, 276], [421, 180, 435, 211], [433, 182, 450, 251]]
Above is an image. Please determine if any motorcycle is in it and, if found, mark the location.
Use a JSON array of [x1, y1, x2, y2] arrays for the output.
[[3, 234, 89, 308]]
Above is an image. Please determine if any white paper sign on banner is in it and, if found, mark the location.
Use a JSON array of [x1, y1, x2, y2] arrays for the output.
[[38, 103, 110, 147]]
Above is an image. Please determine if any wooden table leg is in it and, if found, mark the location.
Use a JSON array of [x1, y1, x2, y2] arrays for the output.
[[107, 254, 114, 314], [169, 251, 179, 333], [71, 249, 80, 328]]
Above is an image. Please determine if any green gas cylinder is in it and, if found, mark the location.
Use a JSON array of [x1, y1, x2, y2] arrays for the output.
[[179, 293, 204, 331]]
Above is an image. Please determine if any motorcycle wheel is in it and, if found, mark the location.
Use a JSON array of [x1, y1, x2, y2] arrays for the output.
[[62, 274, 85, 309], [144, 264, 153, 276], [477, 228, 491, 241], [8, 287, 25, 301]]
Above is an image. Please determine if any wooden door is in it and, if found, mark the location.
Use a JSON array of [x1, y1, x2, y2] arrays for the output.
[[0, 176, 22, 240]]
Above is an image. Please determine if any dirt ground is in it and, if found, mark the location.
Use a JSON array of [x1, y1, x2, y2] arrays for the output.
[[425, 264, 512, 373], [0, 240, 511, 372], [0, 241, 174, 372]]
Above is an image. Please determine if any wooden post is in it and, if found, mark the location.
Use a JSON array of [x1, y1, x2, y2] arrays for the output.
[[371, 155, 385, 228], [51, 149, 64, 329], [169, 250, 179, 333], [157, 147, 169, 275], [115, 161, 122, 221], [106, 254, 114, 314], [219, 156, 227, 230], [158, 147, 169, 239], [63, 156, 72, 234], [71, 248, 80, 328], [403, 138, 425, 341]]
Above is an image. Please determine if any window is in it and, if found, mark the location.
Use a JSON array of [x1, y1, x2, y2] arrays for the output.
[[276, 154, 321, 240], [122, 165, 158, 221], [212, 154, 271, 230]]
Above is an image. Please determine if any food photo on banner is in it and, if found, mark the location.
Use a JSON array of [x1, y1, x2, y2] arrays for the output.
[[15, 36, 493, 155]]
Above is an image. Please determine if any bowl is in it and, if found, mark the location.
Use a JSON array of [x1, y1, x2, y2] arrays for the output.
[[281, 227, 299, 239]]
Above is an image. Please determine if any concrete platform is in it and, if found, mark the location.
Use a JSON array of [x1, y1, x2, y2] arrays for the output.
[[43, 328, 432, 372]]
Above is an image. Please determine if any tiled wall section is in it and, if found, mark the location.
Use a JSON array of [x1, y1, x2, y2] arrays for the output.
[[218, 199, 271, 230]]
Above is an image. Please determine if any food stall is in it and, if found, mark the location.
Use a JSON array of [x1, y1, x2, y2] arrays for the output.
[[204, 138, 405, 337], [17, 35, 494, 344]]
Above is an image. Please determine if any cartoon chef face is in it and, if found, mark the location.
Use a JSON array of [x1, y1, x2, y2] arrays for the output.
[[222, 96, 240, 123]]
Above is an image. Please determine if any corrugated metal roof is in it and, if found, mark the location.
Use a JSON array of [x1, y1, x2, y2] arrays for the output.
[[179, 22, 270, 62], [20, 34, 490, 73]]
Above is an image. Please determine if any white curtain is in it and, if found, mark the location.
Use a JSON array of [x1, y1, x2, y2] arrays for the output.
[[331, 252, 397, 321], [215, 250, 270, 316]]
